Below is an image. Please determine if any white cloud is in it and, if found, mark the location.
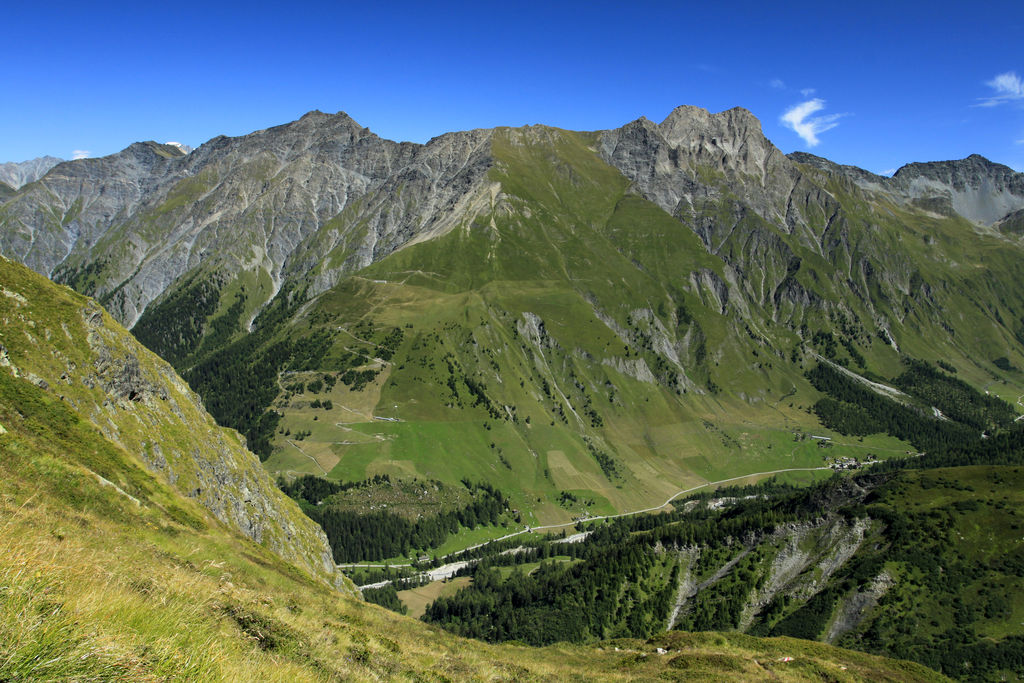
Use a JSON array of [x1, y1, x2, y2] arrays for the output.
[[770, 78, 786, 89], [780, 99, 845, 147], [978, 71, 1024, 107], [800, 87, 816, 97], [72, 150, 90, 160]]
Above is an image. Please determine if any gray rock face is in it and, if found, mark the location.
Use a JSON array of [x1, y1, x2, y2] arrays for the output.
[[0, 143, 188, 281], [0, 155, 63, 189], [595, 106, 1024, 337], [599, 106, 800, 231], [825, 571, 893, 643], [284, 125, 497, 300], [74, 299, 346, 589], [996, 208, 1024, 234], [787, 152, 893, 194], [598, 107, 846, 323]]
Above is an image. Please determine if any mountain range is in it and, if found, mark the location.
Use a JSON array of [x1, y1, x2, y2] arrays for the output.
[[3, 106, 1024, 526], [5, 108, 1024, 329], [3, 105, 1024, 679]]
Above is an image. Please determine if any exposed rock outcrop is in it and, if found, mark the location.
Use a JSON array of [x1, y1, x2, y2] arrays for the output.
[[825, 571, 894, 643]]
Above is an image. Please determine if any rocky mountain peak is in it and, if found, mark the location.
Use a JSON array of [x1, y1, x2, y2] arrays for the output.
[[787, 151, 838, 170], [599, 105, 792, 231], [1, 105, 505, 330], [787, 151, 1024, 226], [653, 105, 783, 186], [289, 109, 366, 134], [40, 141, 187, 186], [658, 105, 766, 149], [196, 110, 373, 168], [127, 141, 189, 159]]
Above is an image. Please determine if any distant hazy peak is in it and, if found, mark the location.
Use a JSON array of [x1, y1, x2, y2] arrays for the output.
[[0, 155, 64, 189]]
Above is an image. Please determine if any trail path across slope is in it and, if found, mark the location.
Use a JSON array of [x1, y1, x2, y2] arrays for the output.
[[286, 440, 328, 476]]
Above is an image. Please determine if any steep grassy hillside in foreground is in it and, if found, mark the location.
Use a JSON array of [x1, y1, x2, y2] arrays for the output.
[[0, 260, 943, 680], [0, 255, 341, 586]]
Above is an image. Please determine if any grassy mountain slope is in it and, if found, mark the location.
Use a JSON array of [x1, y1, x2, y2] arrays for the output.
[[204, 124, 1024, 535], [0, 258, 941, 681], [243, 133, 834, 528]]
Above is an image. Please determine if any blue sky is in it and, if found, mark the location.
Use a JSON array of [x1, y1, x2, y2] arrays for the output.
[[4, 1, 1023, 173]]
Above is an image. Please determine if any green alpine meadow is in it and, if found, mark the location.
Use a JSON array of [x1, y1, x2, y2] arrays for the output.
[[3, 104, 1024, 680]]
